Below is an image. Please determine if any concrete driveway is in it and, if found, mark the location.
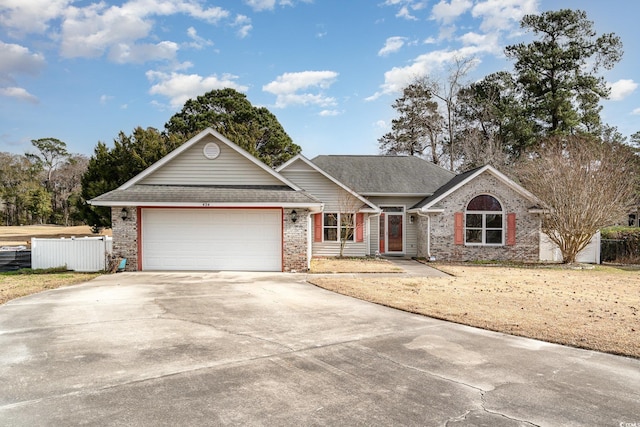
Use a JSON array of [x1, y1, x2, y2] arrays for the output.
[[1, 272, 638, 426]]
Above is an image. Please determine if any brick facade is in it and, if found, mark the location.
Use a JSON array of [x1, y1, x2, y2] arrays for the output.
[[110, 172, 541, 269], [416, 171, 541, 262], [110, 206, 138, 271], [283, 208, 309, 272]]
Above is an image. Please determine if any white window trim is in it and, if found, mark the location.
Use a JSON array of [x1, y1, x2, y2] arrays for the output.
[[323, 212, 355, 243], [464, 195, 505, 247]]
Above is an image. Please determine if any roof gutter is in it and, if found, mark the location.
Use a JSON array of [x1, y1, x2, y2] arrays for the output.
[[88, 200, 325, 213]]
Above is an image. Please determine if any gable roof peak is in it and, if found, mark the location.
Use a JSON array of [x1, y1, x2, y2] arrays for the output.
[[117, 127, 301, 191]]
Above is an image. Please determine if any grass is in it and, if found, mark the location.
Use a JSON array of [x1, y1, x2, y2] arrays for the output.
[[309, 257, 403, 273], [307, 259, 640, 359], [0, 269, 101, 305], [1, 225, 106, 304]]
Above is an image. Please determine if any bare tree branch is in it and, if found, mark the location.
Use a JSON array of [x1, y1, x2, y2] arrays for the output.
[[517, 135, 638, 263]]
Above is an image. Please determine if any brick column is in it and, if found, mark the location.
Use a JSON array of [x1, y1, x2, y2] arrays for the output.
[[111, 206, 138, 271], [283, 208, 309, 272]]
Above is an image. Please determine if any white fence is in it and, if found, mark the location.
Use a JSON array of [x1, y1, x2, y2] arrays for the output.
[[31, 236, 113, 272], [539, 231, 601, 264]]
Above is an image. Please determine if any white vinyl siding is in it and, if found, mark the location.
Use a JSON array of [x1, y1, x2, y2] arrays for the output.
[[281, 160, 368, 257], [279, 159, 352, 212], [312, 241, 367, 257], [142, 208, 282, 271], [140, 136, 283, 186]]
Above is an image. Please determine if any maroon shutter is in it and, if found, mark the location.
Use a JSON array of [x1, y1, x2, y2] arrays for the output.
[[506, 213, 516, 246], [314, 213, 322, 242], [454, 212, 464, 245], [355, 213, 364, 242]]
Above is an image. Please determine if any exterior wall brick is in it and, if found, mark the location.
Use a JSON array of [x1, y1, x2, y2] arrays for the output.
[[110, 206, 138, 271], [283, 208, 309, 272], [416, 171, 541, 262]]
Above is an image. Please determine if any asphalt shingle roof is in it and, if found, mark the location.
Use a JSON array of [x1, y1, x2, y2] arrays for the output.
[[411, 166, 482, 209], [311, 155, 456, 195], [90, 185, 321, 205]]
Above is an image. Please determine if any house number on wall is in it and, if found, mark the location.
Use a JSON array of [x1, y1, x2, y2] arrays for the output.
[[202, 203, 210, 207]]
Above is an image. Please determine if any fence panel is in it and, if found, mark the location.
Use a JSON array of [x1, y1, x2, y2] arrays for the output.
[[0, 250, 31, 272], [539, 231, 601, 264], [31, 237, 113, 272], [601, 238, 640, 263]]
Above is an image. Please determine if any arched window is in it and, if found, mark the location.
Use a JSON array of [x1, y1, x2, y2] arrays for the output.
[[465, 195, 504, 245]]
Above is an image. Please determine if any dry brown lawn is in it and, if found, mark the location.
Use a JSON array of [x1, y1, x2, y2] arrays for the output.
[[0, 225, 111, 247], [310, 257, 403, 273], [1, 225, 107, 304], [308, 260, 640, 358], [0, 272, 100, 305]]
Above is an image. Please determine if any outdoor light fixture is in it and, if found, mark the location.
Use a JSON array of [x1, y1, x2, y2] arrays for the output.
[[120, 208, 129, 221], [290, 210, 298, 223]]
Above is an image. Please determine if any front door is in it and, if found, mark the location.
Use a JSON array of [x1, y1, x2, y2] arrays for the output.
[[380, 208, 404, 254], [387, 213, 403, 253]]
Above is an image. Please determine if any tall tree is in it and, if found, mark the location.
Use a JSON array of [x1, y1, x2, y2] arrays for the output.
[[77, 127, 182, 231], [52, 155, 89, 225], [165, 88, 300, 167], [378, 77, 443, 164], [505, 9, 623, 137], [429, 57, 476, 170], [26, 138, 71, 190], [456, 71, 538, 162], [0, 152, 40, 225], [517, 135, 637, 263]]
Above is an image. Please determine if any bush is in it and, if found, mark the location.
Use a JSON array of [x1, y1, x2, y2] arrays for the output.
[[601, 227, 640, 263]]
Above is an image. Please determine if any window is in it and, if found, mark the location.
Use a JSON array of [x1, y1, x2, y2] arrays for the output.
[[323, 213, 354, 242], [465, 195, 503, 245]]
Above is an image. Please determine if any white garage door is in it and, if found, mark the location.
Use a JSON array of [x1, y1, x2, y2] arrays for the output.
[[142, 208, 282, 271]]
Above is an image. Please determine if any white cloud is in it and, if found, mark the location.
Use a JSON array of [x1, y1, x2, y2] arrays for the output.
[[146, 70, 248, 108], [383, 0, 428, 20], [431, 0, 473, 24], [396, 6, 418, 20], [0, 87, 39, 104], [109, 41, 180, 64], [244, 0, 313, 12], [244, 0, 276, 11], [319, 109, 341, 117], [632, 108, 640, 116], [99, 94, 113, 104], [367, 47, 485, 101], [472, 0, 538, 32], [608, 79, 638, 101], [0, 41, 46, 85], [59, 0, 230, 61], [233, 15, 253, 39], [458, 31, 501, 54], [378, 36, 407, 57], [263, 70, 339, 108], [0, 0, 73, 36], [186, 27, 214, 49]]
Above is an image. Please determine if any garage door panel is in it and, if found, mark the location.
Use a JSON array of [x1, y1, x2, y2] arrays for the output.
[[142, 209, 281, 271]]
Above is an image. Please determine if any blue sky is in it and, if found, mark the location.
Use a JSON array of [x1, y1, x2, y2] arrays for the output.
[[1, 0, 638, 159]]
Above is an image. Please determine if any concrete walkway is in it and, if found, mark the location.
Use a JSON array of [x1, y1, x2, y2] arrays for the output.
[[1, 272, 638, 426], [384, 257, 450, 277]]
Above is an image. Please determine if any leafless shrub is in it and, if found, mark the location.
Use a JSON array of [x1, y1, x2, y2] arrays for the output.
[[517, 135, 638, 263]]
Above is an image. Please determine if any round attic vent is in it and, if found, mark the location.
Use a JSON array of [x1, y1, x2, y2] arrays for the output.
[[203, 142, 220, 159]]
